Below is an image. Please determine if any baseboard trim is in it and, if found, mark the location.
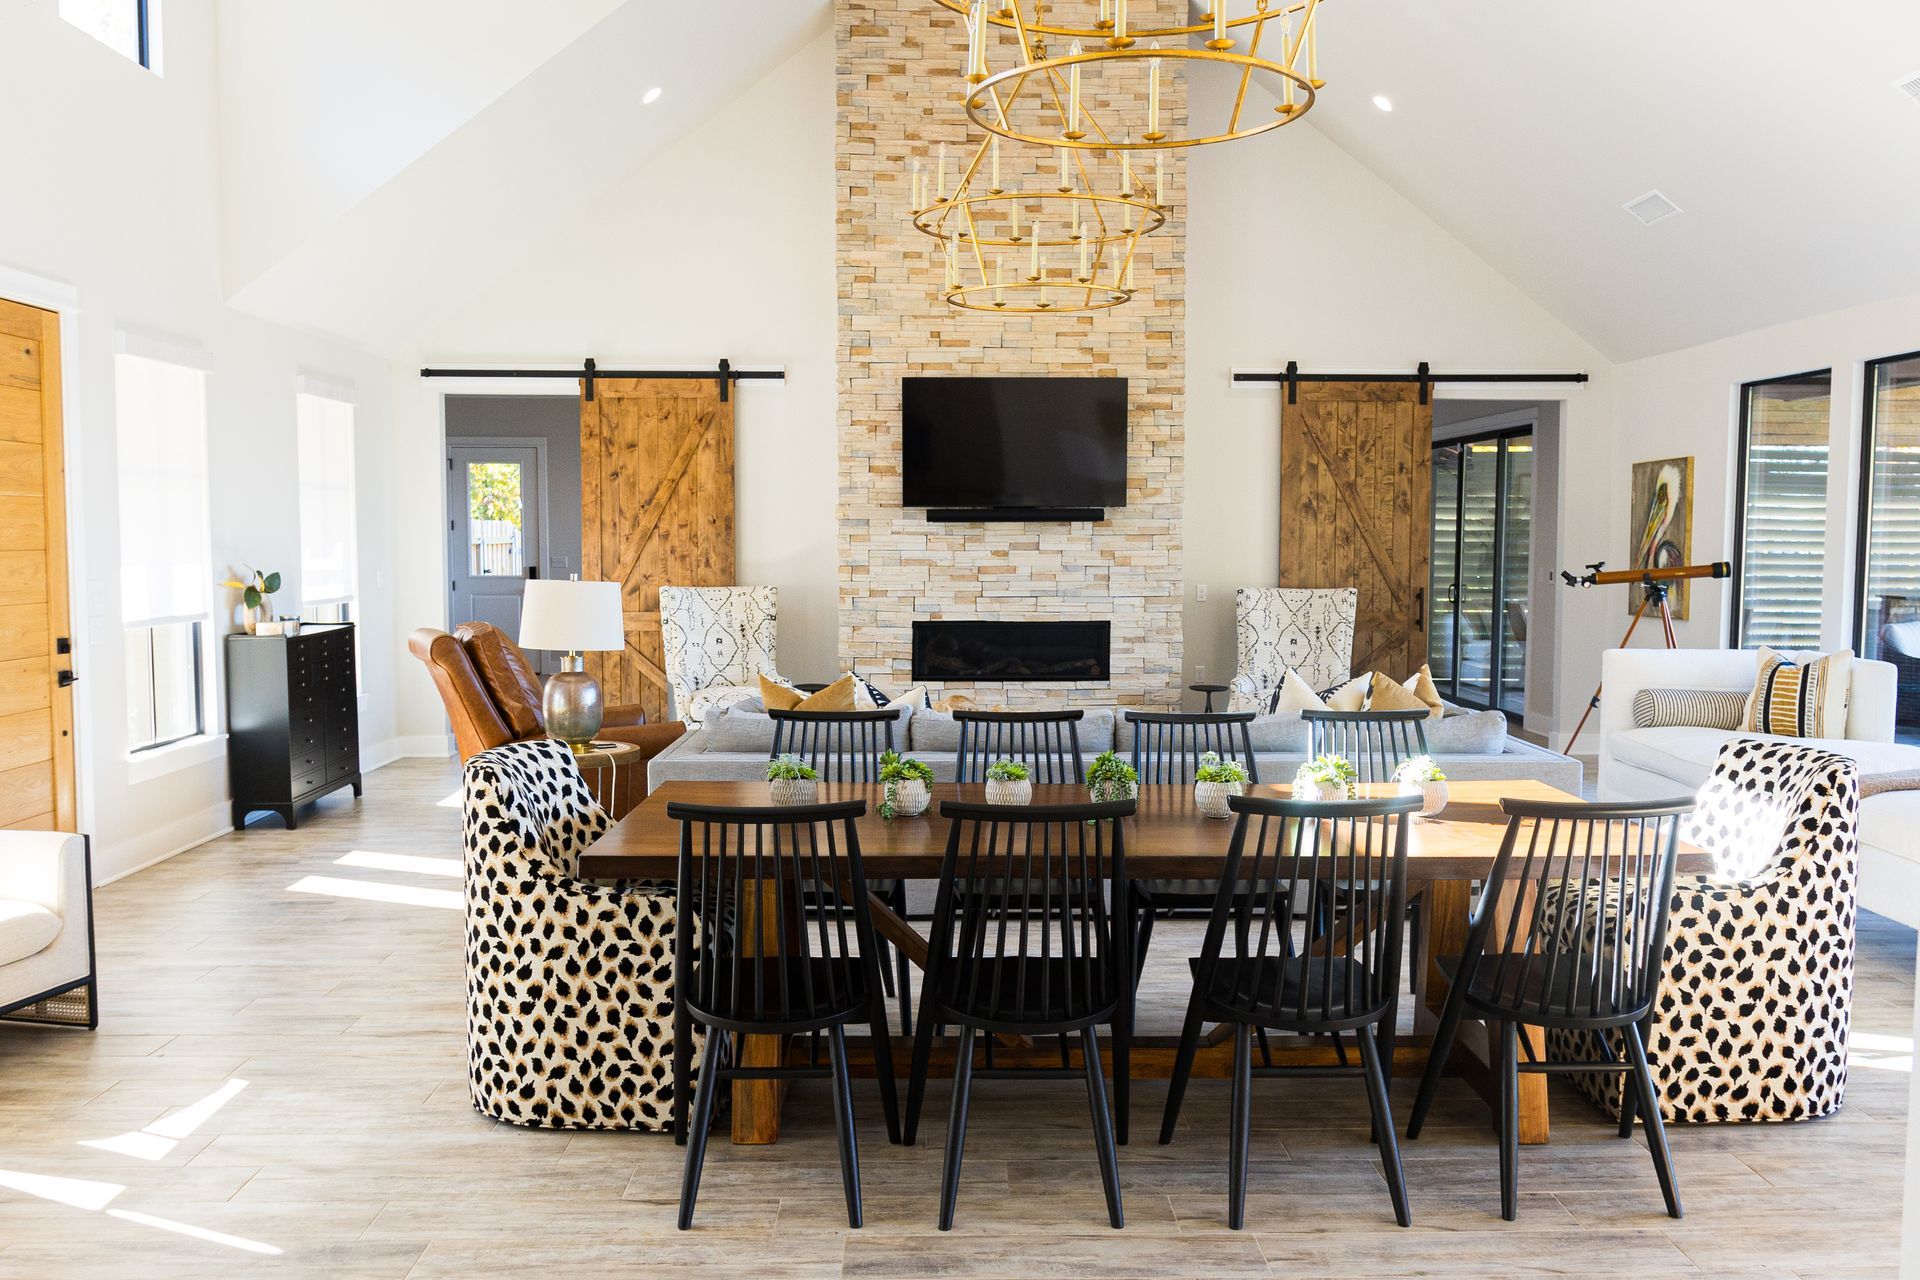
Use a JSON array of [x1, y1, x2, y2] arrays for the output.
[[95, 801, 235, 886], [365, 735, 452, 769]]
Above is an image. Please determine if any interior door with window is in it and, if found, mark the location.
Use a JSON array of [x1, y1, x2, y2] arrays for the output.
[[1429, 429, 1531, 718], [0, 298, 76, 830], [447, 444, 543, 652]]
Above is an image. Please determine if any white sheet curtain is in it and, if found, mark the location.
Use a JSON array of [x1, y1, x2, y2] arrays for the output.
[[296, 392, 357, 606]]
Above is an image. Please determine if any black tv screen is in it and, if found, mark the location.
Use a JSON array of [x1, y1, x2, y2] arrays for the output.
[[901, 376, 1128, 510]]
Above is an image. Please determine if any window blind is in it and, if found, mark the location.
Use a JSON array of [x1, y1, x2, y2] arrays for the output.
[[297, 393, 358, 606], [115, 354, 212, 629]]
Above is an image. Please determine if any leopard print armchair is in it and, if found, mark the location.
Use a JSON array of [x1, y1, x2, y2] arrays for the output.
[[1552, 738, 1860, 1123], [463, 738, 698, 1131]]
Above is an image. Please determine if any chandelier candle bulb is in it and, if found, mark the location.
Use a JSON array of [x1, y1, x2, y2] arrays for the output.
[[990, 136, 1001, 192], [1078, 230, 1090, 279], [1030, 223, 1041, 277], [1059, 145, 1071, 191], [1066, 40, 1085, 139], [966, 0, 989, 82], [1154, 152, 1164, 206], [1010, 200, 1020, 240], [937, 143, 949, 201], [1112, 0, 1129, 45], [1210, 4, 1231, 49], [1147, 43, 1162, 138]]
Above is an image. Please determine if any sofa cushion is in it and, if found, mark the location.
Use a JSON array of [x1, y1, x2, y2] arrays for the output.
[[0, 899, 61, 967], [910, 707, 1114, 754], [683, 684, 761, 728], [703, 706, 781, 754], [455, 621, 544, 739], [1613, 726, 1920, 791], [1421, 708, 1508, 755], [1861, 791, 1920, 869]]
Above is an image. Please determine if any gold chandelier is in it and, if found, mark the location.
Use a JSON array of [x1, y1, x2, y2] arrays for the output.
[[909, 135, 1168, 313], [951, 0, 1324, 150]]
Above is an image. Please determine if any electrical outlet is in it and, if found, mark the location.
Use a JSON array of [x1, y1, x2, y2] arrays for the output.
[[1196, 583, 1208, 602], [1195, 664, 1206, 682]]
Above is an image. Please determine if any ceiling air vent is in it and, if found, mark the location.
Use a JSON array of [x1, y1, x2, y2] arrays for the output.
[[1897, 70, 1920, 103], [1623, 190, 1682, 226]]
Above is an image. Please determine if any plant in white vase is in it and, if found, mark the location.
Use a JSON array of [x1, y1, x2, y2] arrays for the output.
[[1085, 751, 1139, 804], [984, 758, 1032, 806], [1293, 753, 1358, 803], [766, 753, 819, 806], [1393, 754, 1449, 818], [878, 750, 934, 819], [1192, 751, 1249, 819]]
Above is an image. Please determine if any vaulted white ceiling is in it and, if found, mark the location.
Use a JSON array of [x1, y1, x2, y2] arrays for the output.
[[1301, 0, 1920, 360]]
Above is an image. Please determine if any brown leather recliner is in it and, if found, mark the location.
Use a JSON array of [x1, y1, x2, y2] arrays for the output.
[[408, 622, 683, 818]]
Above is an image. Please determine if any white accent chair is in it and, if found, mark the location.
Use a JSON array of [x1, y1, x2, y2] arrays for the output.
[[657, 585, 779, 726], [1228, 586, 1358, 710], [0, 832, 96, 1029], [1595, 646, 1920, 927]]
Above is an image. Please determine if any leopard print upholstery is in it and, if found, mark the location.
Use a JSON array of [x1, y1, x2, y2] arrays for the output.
[[1551, 738, 1859, 1123], [463, 738, 699, 1131]]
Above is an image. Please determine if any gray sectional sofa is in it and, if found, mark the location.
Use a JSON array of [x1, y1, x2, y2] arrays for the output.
[[649, 701, 1583, 792]]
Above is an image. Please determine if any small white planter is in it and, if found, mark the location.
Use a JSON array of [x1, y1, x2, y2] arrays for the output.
[[769, 777, 818, 806], [984, 778, 1033, 806], [886, 778, 931, 818], [1400, 778, 1448, 818], [1193, 779, 1244, 819], [1293, 778, 1353, 803]]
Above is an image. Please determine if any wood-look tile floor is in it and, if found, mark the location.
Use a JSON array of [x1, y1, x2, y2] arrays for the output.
[[0, 758, 1910, 1278]]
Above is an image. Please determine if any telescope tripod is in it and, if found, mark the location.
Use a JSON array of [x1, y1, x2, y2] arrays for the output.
[[1565, 578, 1677, 754]]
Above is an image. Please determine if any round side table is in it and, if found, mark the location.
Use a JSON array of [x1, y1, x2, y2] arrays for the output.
[[566, 739, 644, 812], [1189, 682, 1229, 713]]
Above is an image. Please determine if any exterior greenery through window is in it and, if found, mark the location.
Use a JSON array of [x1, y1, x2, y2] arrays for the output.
[[467, 462, 525, 576], [1854, 352, 1920, 741], [1731, 370, 1831, 650]]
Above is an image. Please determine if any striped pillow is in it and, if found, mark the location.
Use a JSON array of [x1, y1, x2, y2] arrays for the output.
[[1631, 687, 1749, 730], [1742, 647, 1852, 739]]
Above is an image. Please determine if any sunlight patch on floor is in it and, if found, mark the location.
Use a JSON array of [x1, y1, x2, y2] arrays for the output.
[[82, 1078, 249, 1160], [106, 1209, 282, 1255], [335, 850, 461, 878], [287, 875, 461, 910], [1849, 1030, 1914, 1073]]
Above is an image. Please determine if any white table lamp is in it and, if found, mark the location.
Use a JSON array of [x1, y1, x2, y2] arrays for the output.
[[519, 577, 625, 751]]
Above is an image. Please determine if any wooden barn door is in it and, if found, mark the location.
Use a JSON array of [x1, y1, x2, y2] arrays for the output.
[[0, 299, 75, 830], [580, 379, 735, 724], [1281, 382, 1432, 678]]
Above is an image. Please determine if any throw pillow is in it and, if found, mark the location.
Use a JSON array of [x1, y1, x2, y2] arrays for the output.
[[1408, 664, 1446, 717], [683, 683, 762, 729], [1269, 668, 1327, 716], [1323, 673, 1371, 712], [456, 622, 545, 738], [1743, 647, 1852, 739], [1366, 671, 1432, 717], [1632, 687, 1749, 731], [758, 672, 858, 713]]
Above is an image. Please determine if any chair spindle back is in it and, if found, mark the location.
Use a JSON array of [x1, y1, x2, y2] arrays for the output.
[[953, 709, 1086, 785]]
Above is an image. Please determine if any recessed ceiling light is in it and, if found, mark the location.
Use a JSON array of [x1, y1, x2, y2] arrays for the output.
[[1372, 95, 1393, 112], [643, 86, 664, 105]]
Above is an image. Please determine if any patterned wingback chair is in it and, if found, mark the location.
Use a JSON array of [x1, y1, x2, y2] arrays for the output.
[[463, 738, 695, 1131], [1552, 738, 1860, 1123], [1229, 587, 1357, 711], [658, 585, 778, 725]]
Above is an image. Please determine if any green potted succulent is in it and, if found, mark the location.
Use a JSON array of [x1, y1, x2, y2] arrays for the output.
[[1393, 754, 1448, 818], [984, 758, 1032, 806], [766, 753, 819, 805], [1293, 753, 1358, 803], [1193, 751, 1250, 819], [878, 750, 934, 819], [1085, 750, 1139, 804]]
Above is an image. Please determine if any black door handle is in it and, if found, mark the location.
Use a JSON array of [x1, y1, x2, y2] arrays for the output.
[[1413, 588, 1425, 631], [57, 669, 78, 687]]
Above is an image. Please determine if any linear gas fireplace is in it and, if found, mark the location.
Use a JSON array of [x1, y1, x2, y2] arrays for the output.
[[912, 620, 1111, 683]]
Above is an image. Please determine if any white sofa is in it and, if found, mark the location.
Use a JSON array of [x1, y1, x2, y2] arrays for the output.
[[1595, 647, 1920, 928], [0, 832, 96, 1028]]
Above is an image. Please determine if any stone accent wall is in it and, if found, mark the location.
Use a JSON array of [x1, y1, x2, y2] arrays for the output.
[[836, 0, 1187, 707]]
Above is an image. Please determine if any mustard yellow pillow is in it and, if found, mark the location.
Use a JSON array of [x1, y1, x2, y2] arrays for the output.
[[1367, 671, 1433, 717], [1408, 664, 1446, 717], [758, 673, 859, 713]]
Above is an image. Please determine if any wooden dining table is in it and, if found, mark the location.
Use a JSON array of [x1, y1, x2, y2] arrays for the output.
[[579, 778, 1710, 1147]]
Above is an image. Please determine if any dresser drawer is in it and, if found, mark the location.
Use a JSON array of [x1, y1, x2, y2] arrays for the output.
[[291, 765, 327, 796]]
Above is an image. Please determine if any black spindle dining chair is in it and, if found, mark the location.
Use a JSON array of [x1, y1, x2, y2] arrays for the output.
[[1159, 793, 1421, 1230], [953, 709, 1086, 784], [905, 799, 1135, 1231], [669, 798, 901, 1230], [766, 708, 914, 1036], [1405, 796, 1692, 1222], [1123, 710, 1261, 979], [1302, 708, 1430, 781]]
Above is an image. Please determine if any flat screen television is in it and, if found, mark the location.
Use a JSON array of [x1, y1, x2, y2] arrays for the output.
[[901, 376, 1128, 511]]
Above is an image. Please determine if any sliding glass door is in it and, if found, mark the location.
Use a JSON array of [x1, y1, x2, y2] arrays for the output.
[[1855, 351, 1920, 740], [1429, 430, 1531, 717]]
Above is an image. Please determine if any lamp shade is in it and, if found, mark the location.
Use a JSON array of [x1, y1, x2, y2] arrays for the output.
[[518, 579, 625, 652]]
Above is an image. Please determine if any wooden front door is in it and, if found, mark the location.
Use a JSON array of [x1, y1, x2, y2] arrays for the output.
[[580, 379, 735, 725], [0, 299, 75, 830], [1281, 381, 1432, 679]]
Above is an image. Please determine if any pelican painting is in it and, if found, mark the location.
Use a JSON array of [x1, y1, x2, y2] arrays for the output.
[[1628, 456, 1694, 619]]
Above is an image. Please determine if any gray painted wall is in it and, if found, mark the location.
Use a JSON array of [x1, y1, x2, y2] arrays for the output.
[[445, 394, 583, 581]]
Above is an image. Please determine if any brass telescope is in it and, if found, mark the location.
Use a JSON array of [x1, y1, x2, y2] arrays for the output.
[[1560, 560, 1735, 751]]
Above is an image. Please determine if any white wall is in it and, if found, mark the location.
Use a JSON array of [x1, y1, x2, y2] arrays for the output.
[[1182, 70, 1617, 739], [389, 29, 838, 744], [1611, 288, 1920, 658], [0, 0, 401, 882]]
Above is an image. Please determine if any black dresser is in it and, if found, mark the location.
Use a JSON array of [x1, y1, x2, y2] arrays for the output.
[[226, 623, 362, 829]]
